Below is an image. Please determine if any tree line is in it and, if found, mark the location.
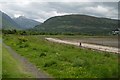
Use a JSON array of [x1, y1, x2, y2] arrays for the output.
[[2, 29, 115, 36], [2, 29, 81, 35]]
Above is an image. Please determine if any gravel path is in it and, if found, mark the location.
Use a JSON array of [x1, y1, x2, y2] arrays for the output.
[[46, 38, 119, 54], [3, 43, 52, 78]]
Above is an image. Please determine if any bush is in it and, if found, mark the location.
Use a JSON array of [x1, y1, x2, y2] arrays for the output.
[[18, 37, 28, 43], [19, 43, 29, 48], [32, 48, 37, 50], [39, 52, 47, 57], [104, 53, 110, 57], [44, 60, 57, 67]]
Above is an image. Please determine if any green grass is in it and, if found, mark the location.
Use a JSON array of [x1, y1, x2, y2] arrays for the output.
[[0, 35, 2, 79], [2, 44, 33, 78], [3, 34, 118, 78]]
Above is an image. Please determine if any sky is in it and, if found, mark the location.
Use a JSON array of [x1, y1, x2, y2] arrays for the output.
[[0, 0, 119, 22]]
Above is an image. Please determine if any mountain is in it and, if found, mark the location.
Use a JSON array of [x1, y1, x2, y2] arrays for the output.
[[33, 14, 118, 35], [13, 16, 41, 29], [1, 11, 21, 30]]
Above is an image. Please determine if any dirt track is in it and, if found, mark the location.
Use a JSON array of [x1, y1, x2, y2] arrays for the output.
[[3, 43, 51, 78], [46, 38, 119, 54]]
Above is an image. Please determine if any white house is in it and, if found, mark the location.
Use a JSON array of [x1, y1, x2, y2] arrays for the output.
[[112, 28, 120, 35]]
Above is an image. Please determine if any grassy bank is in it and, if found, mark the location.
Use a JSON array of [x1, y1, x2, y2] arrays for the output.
[[2, 44, 33, 78], [0, 36, 2, 79], [3, 34, 118, 78]]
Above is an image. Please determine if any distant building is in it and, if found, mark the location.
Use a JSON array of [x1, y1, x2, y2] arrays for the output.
[[112, 28, 120, 35]]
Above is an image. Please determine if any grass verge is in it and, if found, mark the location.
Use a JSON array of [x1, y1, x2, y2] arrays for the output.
[[3, 34, 118, 78], [0, 36, 2, 79], [2, 44, 33, 78]]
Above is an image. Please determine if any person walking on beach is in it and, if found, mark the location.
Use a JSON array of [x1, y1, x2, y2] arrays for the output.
[[79, 42, 81, 47]]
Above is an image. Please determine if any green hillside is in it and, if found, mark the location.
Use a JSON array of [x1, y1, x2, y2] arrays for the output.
[[1, 12, 21, 30], [33, 14, 118, 35]]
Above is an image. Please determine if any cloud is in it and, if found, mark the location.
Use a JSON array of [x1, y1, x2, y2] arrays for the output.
[[88, 6, 109, 13], [0, 1, 118, 22], [14, 14, 24, 18], [0, 0, 119, 2]]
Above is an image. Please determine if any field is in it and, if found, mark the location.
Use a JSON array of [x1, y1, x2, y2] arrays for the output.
[[2, 45, 34, 78], [2, 33, 34, 78], [3, 34, 118, 78], [0, 35, 2, 79]]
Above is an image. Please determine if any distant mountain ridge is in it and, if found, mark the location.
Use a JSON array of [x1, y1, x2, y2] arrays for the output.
[[1, 11, 41, 30], [1, 11, 119, 35], [33, 14, 118, 35], [13, 16, 41, 29], [1, 11, 21, 30]]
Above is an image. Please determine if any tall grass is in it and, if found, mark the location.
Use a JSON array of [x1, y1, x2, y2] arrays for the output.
[[0, 36, 2, 79], [3, 34, 118, 78]]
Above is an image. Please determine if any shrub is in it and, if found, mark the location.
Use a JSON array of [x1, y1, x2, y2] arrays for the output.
[[32, 48, 37, 50], [44, 60, 57, 67], [104, 53, 110, 57], [18, 37, 29, 48], [18, 37, 28, 43], [19, 43, 29, 48], [39, 52, 47, 57]]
